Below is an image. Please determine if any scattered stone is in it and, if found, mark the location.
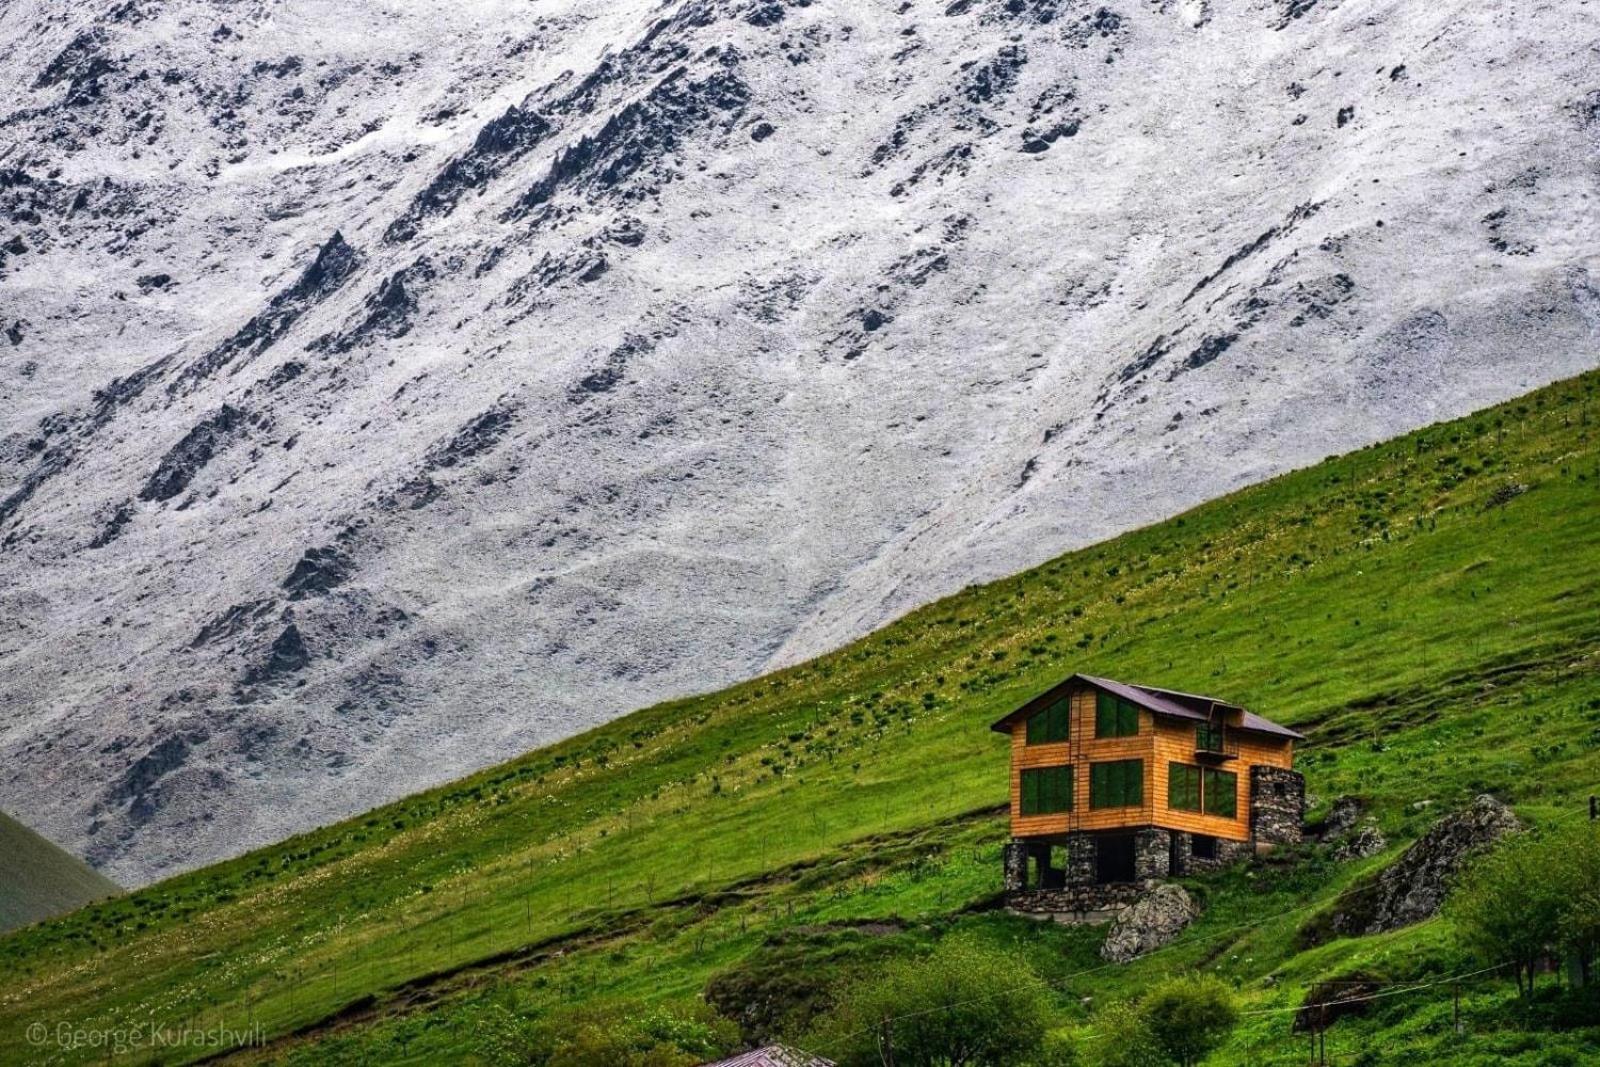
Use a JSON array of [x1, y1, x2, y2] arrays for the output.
[[1100, 883, 1199, 962], [1319, 795, 1365, 839], [1332, 819, 1387, 861], [1484, 481, 1529, 509]]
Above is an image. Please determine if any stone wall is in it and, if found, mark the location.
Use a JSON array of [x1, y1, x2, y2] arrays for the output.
[[1250, 765, 1306, 847], [1006, 882, 1149, 925]]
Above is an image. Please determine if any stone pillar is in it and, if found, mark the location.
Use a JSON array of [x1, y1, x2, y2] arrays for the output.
[[1133, 828, 1173, 882], [1002, 840, 1029, 893], [1065, 834, 1097, 886], [1172, 831, 1193, 876], [1250, 766, 1307, 847]]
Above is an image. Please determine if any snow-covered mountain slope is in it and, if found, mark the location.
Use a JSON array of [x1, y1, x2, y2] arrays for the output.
[[1, 0, 1595, 885]]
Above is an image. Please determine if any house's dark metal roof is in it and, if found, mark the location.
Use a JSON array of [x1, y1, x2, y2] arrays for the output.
[[701, 1046, 835, 1067], [989, 673, 1303, 740]]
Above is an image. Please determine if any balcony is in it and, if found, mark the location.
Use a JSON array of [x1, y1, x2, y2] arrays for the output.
[[1195, 723, 1239, 762]]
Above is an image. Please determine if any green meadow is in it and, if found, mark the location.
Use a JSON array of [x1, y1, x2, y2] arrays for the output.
[[3, 370, 1599, 1065]]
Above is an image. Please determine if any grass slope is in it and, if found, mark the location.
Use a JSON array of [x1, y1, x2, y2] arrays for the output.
[[0, 811, 119, 935], [3, 372, 1600, 1065]]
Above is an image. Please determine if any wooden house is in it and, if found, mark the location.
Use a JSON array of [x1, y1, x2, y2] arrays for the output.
[[991, 674, 1305, 892]]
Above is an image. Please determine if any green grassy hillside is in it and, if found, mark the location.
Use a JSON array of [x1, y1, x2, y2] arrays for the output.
[[0, 811, 119, 935], [3, 372, 1599, 1065]]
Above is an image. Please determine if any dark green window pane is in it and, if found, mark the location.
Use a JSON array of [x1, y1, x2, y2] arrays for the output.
[[1021, 766, 1073, 815], [1025, 698, 1071, 745], [1090, 759, 1143, 808], [1196, 722, 1224, 752], [1168, 762, 1202, 811], [1203, 768, 1238, 818], [1094, 692, 1140, 738]]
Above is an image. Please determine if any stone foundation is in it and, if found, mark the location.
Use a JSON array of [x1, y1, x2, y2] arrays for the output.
[[1006, 798, 1302, 900], [1171, 831, 1251, 875], [1006, 883, 1149, 925], [1250, 766, 1307, 847]]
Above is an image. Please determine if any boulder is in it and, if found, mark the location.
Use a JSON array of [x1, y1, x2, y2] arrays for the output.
[[1328, 795, 1520, 936], [1100, 883, 1198, 963], [1293, 973, 1380, 1032]]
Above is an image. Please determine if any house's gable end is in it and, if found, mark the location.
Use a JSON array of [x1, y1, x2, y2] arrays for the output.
[[992, 674, 1303, 741], [988, 674, 1088, 734]]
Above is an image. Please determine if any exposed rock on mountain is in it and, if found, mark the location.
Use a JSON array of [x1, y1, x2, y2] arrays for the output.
[[1, 0, 1596, 883], [1325, 795, 1521, 937]]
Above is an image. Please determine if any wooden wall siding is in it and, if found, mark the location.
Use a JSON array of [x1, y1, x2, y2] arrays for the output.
[[1149, 716, 1287, 842], [1007, 683, 1294, 842]]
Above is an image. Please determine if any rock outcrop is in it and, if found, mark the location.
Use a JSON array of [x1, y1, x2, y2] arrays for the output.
[[1317, 795, 1388, 860], [1327, 795, 1521, 937]]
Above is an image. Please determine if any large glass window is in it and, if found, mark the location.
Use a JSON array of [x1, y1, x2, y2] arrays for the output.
[[1090, 759, 1144, 808], [1167, 762, 1202, 812], [1203, 768, 1238, 818], [1094, 692, 1140, 738], [1025, 698, 1071, 745], [1020, 766, 1074, 815]]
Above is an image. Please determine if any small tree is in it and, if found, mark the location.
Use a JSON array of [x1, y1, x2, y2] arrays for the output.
[[812, 935, 1052, 1067], [1137, 975, 1238, 1067], [1552, 823, 1600, 984], [1445, 825, 1575, 996]]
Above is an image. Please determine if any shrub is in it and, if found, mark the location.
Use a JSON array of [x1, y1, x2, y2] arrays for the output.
[[510, 1000, 737, 1067], [1032, 1029, 1080, 1066], [1137, 975, 1238, 1067], [809, 934, 1052, 1067]]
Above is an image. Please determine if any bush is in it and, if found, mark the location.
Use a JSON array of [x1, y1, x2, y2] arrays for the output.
[[809, 934, 1053, 1067], [1137, 975, 1238, 1067], [1081, 1001, 1169, 1067], [1032, 1029, 1080, 1067]]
